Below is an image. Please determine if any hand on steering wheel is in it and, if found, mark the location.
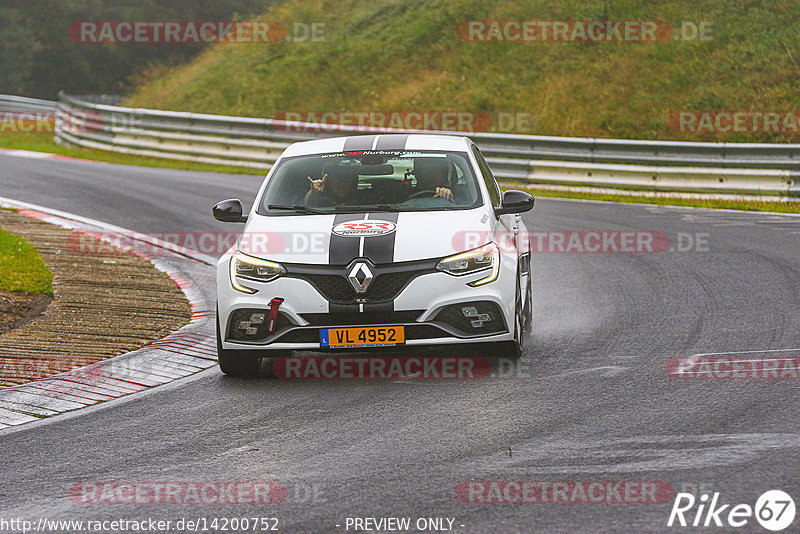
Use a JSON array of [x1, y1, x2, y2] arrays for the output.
[[406, 189, 456, 203]]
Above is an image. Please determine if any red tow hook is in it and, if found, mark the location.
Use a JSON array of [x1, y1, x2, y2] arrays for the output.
[[267, 297, 285, 334]]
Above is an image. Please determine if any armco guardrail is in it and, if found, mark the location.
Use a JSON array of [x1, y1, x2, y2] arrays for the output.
[[0, 94, 57, 113], [8, 92, 799, 197]]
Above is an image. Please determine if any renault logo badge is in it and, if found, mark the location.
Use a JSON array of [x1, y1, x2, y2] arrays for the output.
[[348, 261, 374, 294]]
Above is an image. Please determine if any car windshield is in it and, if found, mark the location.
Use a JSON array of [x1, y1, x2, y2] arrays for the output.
[[257, 149, 482, 215]]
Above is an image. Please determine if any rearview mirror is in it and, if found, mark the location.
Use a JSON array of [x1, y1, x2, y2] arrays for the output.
[[357, 164, 394, 175], [494, 190, 534, 217], [213, 199, 248, 223]]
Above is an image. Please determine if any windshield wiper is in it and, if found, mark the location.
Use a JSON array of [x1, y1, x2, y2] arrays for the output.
[[334, 204, 402, 212], [267, 204, 328, 215]]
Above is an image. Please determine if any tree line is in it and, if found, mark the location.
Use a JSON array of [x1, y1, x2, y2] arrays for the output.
[[0, 0, 279, 99]]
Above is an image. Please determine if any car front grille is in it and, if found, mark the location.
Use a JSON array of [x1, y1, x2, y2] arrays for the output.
[[300, 274, 352, 302], [284, 259, 437, 304], [368, 271, 420, 300], [295, 271, 420, 303]]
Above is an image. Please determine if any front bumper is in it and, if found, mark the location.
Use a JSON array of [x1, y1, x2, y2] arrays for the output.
[[216, 255, 517, 352]]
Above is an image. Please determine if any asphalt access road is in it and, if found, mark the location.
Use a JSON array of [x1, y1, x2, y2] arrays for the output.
[[1, 153, 800, 533]]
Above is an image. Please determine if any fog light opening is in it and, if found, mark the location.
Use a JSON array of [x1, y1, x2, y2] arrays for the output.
[[237, 312, 266, 336], [462, 306, 492, 328]]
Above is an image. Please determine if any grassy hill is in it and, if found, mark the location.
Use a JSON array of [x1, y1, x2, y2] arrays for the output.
[[126, 0, 800, 142]]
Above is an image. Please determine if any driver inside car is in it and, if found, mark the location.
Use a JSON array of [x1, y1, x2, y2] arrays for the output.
[[407, 158, 453, 201]]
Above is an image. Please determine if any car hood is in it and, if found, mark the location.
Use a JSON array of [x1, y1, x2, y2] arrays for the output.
[[238, 208, 495, 265]]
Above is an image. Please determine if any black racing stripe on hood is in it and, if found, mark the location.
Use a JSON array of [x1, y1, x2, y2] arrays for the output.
[[329, 213, 362, 265], [343, 135, 377, 151], [374, 134, 409, 150], [362, 212, 399, 264]]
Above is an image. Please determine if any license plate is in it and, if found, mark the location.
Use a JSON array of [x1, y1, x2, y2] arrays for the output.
[[320, 326, 405, 348]]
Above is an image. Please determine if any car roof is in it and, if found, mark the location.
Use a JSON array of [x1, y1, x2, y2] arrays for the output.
[[279, 133, 473, 158]]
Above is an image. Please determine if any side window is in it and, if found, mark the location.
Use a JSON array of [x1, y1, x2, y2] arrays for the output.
[[472, 146, 501, 207]]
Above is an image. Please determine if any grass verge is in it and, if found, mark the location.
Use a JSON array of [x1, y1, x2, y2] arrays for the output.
[[502, 182, 800, 214], [0, 227, 53, 295]]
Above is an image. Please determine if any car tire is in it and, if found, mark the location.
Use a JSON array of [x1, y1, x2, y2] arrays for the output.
[[490, 275, 523, 359], [216, 307, 262, 377], [523, 271, 533, 334]]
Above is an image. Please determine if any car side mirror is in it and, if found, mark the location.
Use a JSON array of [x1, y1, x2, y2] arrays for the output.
[[213, 199, 248, 223], [494, 190, 534, 217]]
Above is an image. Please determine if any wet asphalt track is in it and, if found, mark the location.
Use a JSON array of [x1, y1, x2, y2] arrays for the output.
[[1, 153, 800, 533]]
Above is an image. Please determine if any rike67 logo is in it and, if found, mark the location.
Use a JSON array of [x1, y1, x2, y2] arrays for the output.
[[668, 490, 795, 531]]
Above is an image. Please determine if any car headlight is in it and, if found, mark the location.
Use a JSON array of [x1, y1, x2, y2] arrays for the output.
[[436, 242, 500, 286], [229, 251, 286, 294]]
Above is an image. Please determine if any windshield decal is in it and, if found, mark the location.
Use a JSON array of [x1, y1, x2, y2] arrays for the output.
[[320, 149, 421, 158]]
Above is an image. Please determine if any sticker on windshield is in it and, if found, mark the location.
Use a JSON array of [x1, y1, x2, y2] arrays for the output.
[[332, 220, 397, 237], [321, 150, 421, 158]]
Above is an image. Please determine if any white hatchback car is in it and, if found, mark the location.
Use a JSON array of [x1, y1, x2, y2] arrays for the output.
[[213, 134, 534, 376]]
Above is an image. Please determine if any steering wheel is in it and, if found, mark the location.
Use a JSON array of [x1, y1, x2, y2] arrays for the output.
[[406, 190, 456, 203]]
